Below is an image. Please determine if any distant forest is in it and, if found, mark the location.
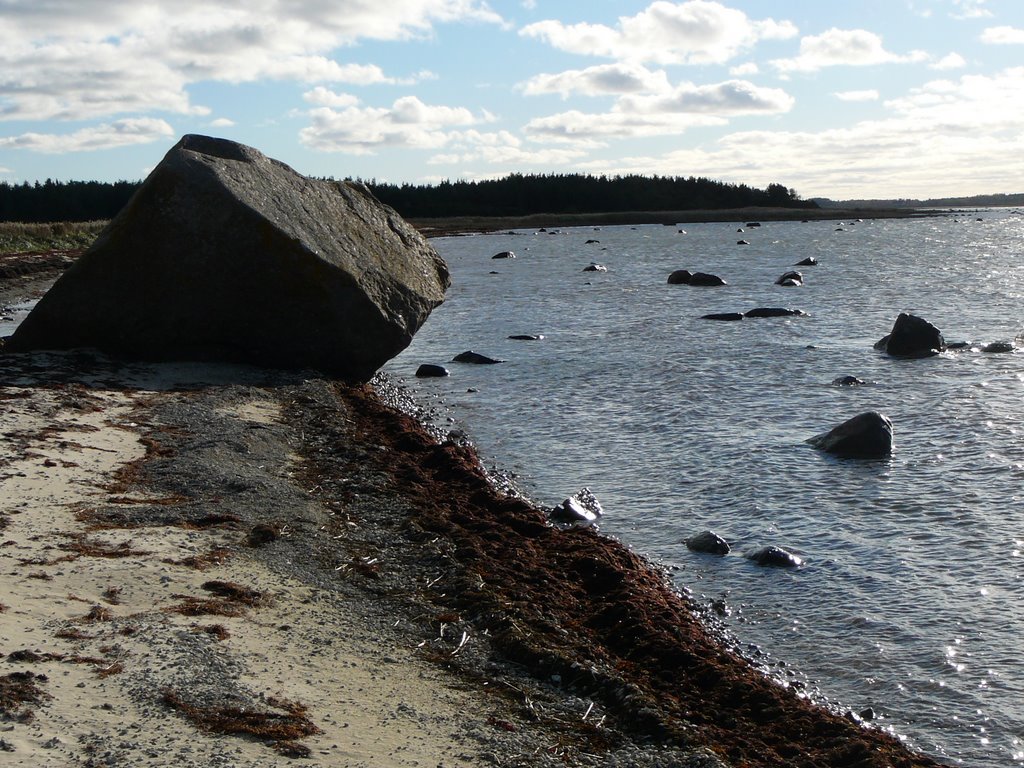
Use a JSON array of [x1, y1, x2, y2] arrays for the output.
[[0, 173, 814, 223], [813, 192, 1024, 209]]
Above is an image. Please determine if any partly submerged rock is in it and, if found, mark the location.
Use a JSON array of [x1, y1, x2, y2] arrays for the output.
[[794, 257, 818, 266], [775, 271, 803, 286], [689, 272, 727, 287], [415, 364, 449, 378], [808, 411, 893, 459], [982, 340, 1015, 353], [876, 313, 944, 357], [831, 375, 868, 386], [6, 135, 449, 382], [686, 530, 731, 555], [744, 307, 808, 318], [745, 546, 803, 568], [549, 488, 604, 527], [507, 334, 544, 341], [583, 263, 608, 272], [667, 269, 693, 285], [492, 251, 515, 259], [452, 350, 504, 364], [702, 312, 745, 321]]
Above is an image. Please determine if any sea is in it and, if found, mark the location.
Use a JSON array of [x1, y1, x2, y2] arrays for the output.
[[382, 209, 1024, 767]]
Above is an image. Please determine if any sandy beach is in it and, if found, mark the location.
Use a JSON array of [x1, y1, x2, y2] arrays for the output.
[[1, 256, 947, 767]]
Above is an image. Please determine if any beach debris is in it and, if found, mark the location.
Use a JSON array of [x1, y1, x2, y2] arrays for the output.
[[808, 411, 893, 459], [685, 530, 731, 555], [874, 313, 945, 357], [5, 134, 449, 382], [549, 488, 603, 527], [452, 350, 504, 364]]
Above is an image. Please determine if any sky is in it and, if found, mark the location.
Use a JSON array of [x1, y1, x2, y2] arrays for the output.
[[1, 0, 1023, 200]]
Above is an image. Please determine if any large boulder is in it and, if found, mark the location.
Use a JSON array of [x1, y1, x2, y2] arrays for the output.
[[807, 411, 893, 459], [875, 313, 944, 357], [6, 135, 449, 381]]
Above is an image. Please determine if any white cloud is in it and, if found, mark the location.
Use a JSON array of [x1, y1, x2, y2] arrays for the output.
[[931, 52, 966, 70], [524, 109, 726, 143], [835, 90, 879, 102], [520, 1, 796, 65], [951, 0, 991, 19], [299, 95, 485, 154], [520, 63, 673, 98], [0, 118, 175, 154], [772, 28, 927, 73], [0, 1, 503, 123], [618, 79, 794, 115], [427, 129, 588, 166], [729, 62, 759, 76], [209, 117, 236, 127], [580, 67, 1024, 199], [981, 26, 1024, 45], [303, 87, 361, 108]]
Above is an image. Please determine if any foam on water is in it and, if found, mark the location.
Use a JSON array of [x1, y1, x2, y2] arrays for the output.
[[386, 210, 1024, 767]]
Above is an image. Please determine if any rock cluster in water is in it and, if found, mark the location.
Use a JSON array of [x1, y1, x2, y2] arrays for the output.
[[6, 135, 450, 382]]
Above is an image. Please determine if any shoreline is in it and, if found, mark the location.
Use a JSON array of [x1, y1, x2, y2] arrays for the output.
[[406, 205, 947, 236], [0, 259, 948, 766]]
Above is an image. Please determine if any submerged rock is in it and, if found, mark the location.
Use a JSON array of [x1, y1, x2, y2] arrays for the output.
[[702, 312, 744, 322], [775, 271, 803, 286], [508, 334, 544, 341], [794, 257, 818, 266], [583, 263, 608, 272], [831, 375, 868, 386], [982, 340, 1015, 353], [808, 411, 893, 459], [745, 546, 803, 568], [492, 251, 515, 259], [686, 530, 731, 555], [876, 313, 945, 357], [6, 135, 449, 382], [452, 350, 504, 364]]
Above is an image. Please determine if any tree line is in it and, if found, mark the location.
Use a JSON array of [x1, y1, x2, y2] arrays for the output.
[[0, 173, 814, 223]]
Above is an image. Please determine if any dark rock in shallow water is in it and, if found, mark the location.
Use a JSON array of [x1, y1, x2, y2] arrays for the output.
[[775, 271, 803, 286], [5, 134, 449, 382], [744, 307, 807, 318], [737, 239, 750, 245], [982, 340, 1015, 353], [415, 363, 449, 378], [667, 269, 692, 285], [745, 546, 803, 568], [548, 488, 603, 527], [585, 239, 600, 244], [492, 251, 515, 259], [702, 312, 745, 322], [452, 350, 504, 364], [689, 272, 727, 287], [877, 313, 945, 357], [686, 530, 730, 555], [831, 375, 867, 386], [808, 411, 893, 459], [583, 263, 607, 272], [508, 334, 544, 341], [794, 257, 817, 266]]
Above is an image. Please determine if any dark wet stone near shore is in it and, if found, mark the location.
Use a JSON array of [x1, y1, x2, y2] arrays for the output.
[[685, 530, 731, 555], [982, 340, 1015, 353], [492, 251, 515, 259], [583, 263, 607, 272], [507, 334, 544, 341], [452, 350, 504, 364], [702, 312, 744, 321], [744, 307, 807, 318], [745, 545, 803, 568], [415, 363, 450, 377], [667, 269, 692, 285], [876, 313, 944, 357], [549, 487, 603, 527], [794, 257, 817, 266], [5, 134, 449, 382], [775, 271, 803, 286], [831, 375, 868, 386], [808, 411, 893, 459]]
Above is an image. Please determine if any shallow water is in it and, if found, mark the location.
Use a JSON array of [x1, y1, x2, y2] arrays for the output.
[[385, 210, 1024, 767]]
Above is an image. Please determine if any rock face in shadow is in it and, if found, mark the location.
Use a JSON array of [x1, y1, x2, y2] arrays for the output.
[[807, 411, 893, 459], [875, 313, 945, 357], [6, 134, 450, 382]]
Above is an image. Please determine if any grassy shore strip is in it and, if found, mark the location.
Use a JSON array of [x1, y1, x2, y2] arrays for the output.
[[408, 206, 945, 236], [0, 221, 107, 255]]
